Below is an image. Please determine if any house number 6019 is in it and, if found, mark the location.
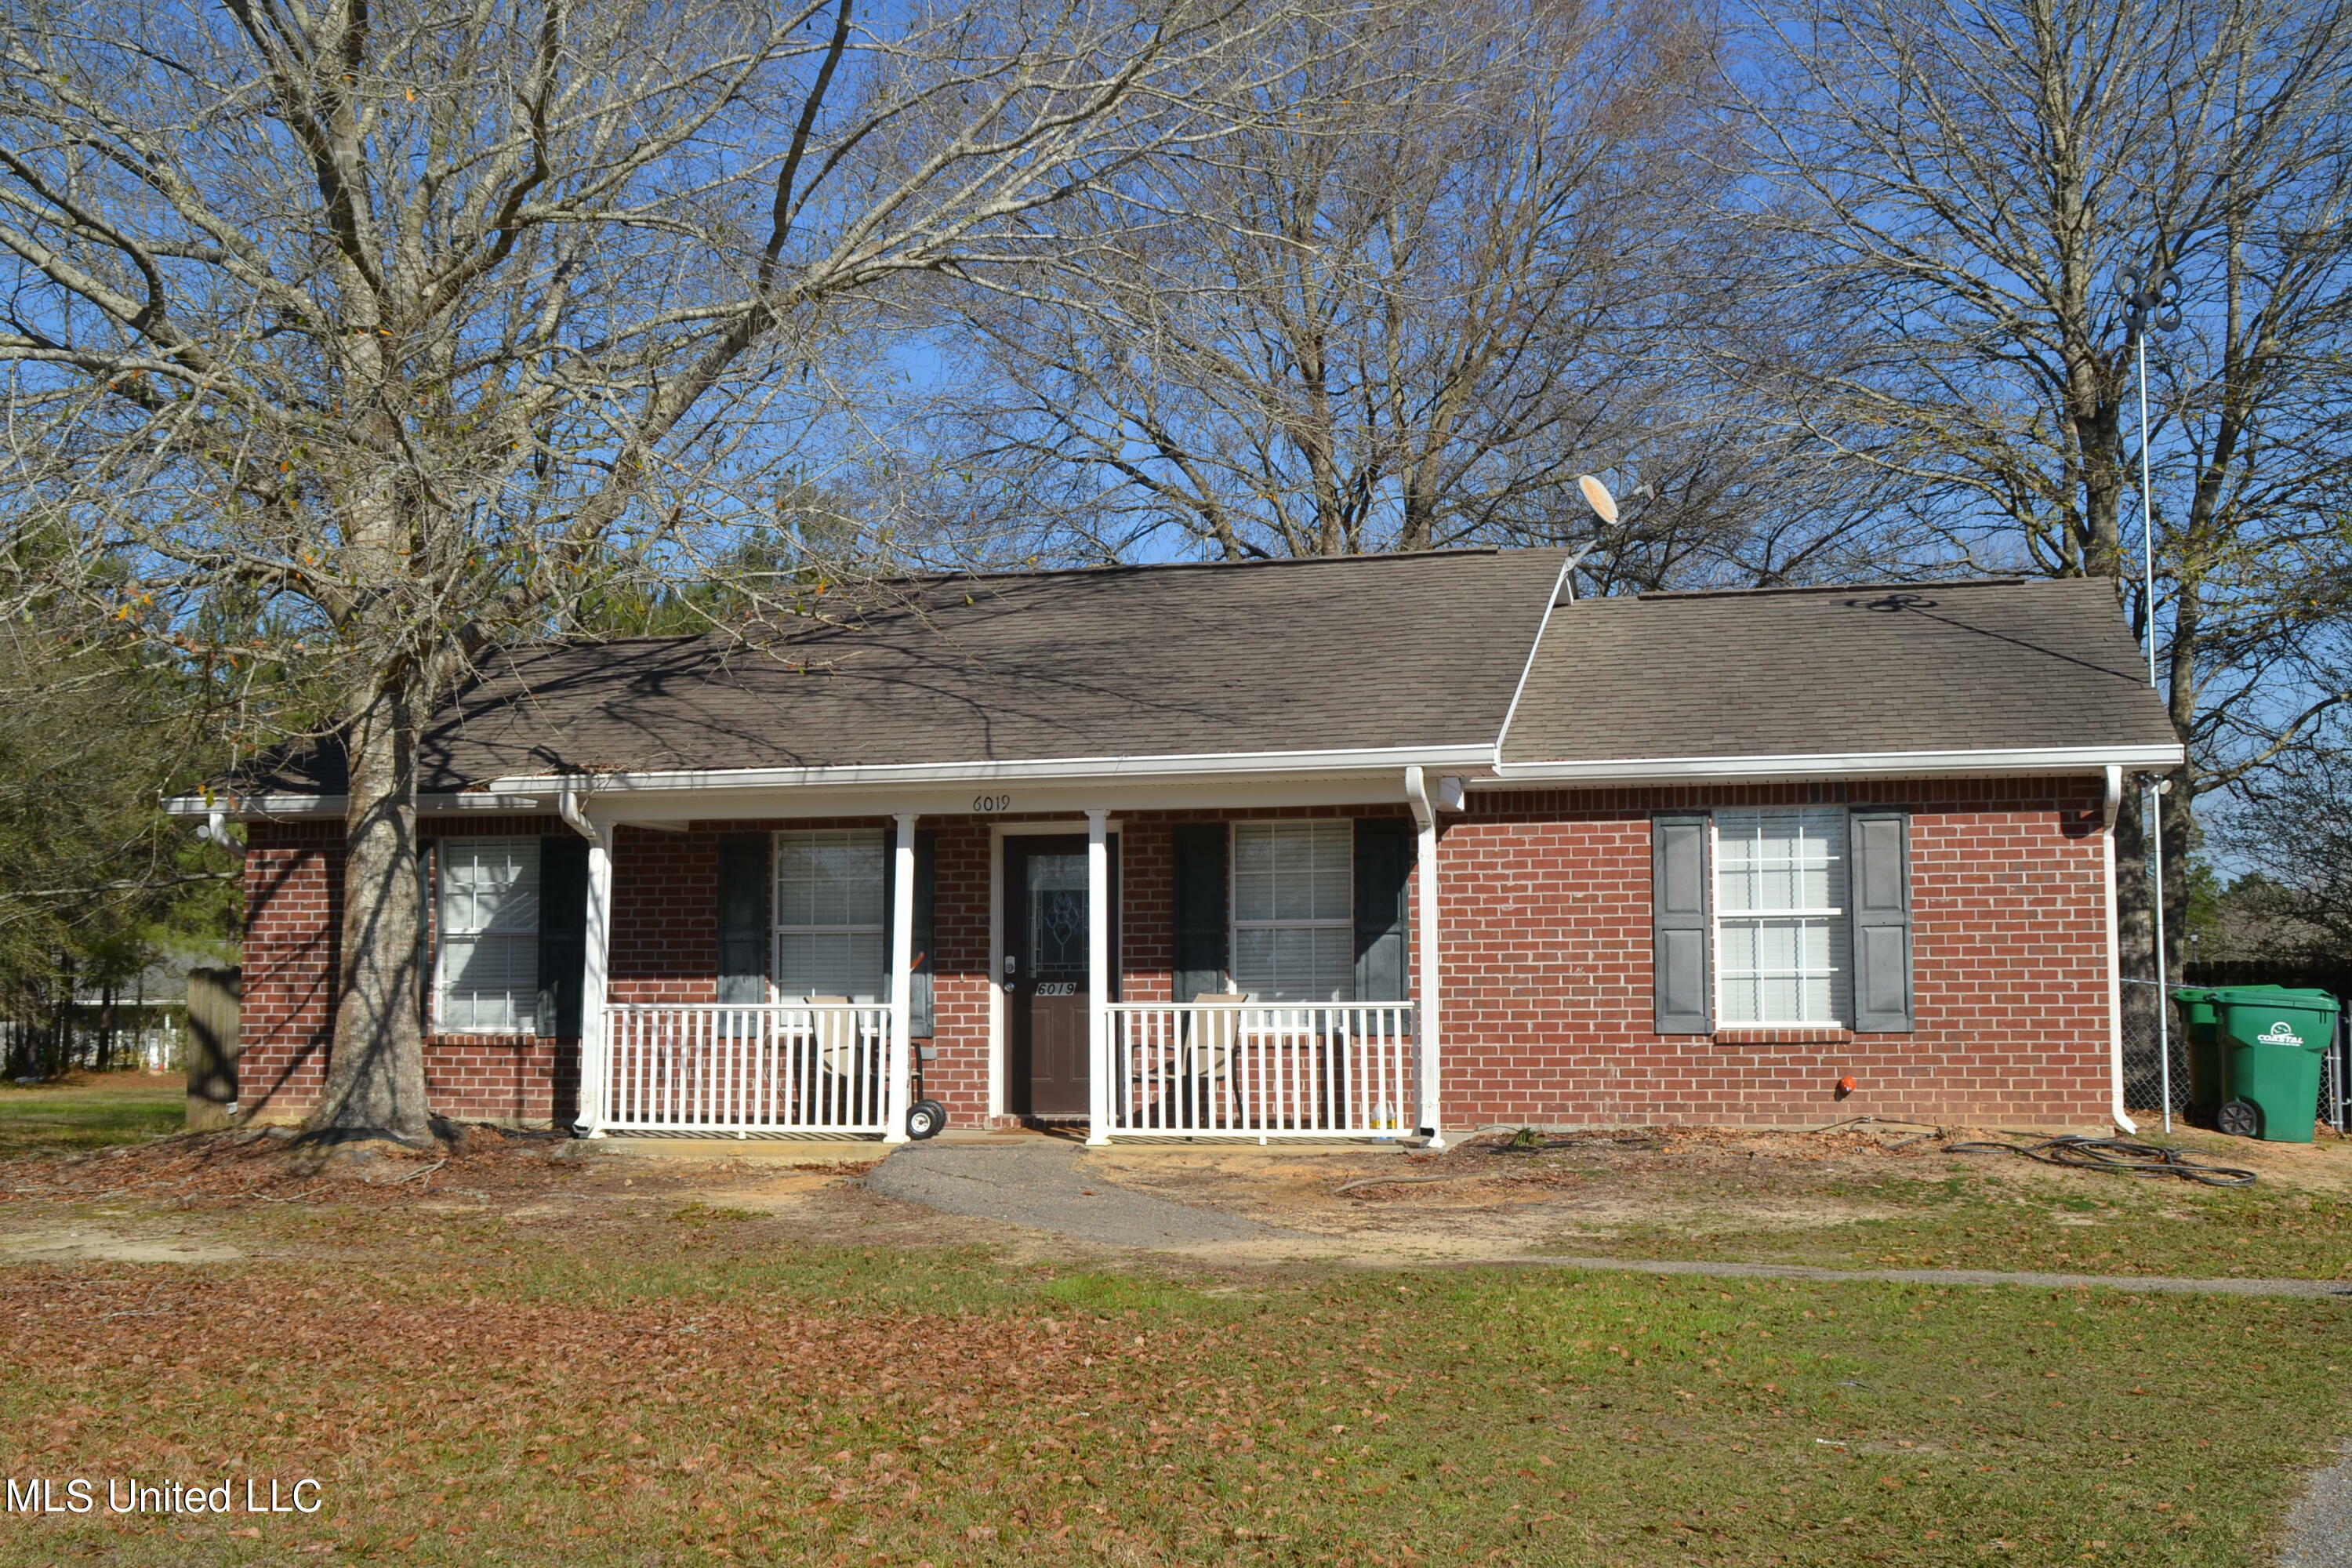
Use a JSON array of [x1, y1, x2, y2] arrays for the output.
[[971, 793, 1011, 813]]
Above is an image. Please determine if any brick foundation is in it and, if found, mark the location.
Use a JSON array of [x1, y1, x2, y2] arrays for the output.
[[238, 779, 2115, 1133]]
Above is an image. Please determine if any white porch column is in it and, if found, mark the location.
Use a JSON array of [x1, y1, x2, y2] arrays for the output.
[[884, 811, 917, 1145], [563, 792, 614, 1137], [1405, 768, 1445, 1150], [1085, 808, 1112, 1146]]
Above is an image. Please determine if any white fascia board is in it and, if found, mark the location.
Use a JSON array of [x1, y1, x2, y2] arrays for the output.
[[1482, 743, 2186, 784], [164, 792, 546, 820], [167, 746, 1498, 824], [488, 742, 1497, 797], [584, 773, 1428, 823]]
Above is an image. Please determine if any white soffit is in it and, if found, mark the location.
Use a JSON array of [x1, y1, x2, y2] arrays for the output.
[[487, 742, 1497, 796]]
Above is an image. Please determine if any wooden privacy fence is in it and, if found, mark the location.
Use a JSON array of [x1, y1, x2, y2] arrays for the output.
[[186, 965, 239, 1130]]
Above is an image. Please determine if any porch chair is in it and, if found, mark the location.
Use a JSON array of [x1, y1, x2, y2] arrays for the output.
[[1222, 1000, 1356, 1133], [1176, 994, 1255, 1131], [796, 995, 883, 1126]]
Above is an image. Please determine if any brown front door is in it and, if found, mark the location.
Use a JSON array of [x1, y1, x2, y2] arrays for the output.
[[1006, 834, 1114, 1118]]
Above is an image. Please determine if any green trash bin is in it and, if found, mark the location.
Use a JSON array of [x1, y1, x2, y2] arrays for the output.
[[2172, 986, 2226, 1123], [2172, 985, 2340, 1142]]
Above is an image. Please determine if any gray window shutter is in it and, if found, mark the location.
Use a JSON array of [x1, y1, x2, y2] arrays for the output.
[[1171, 823, 1229, 1003], [911, 829, 935, 1036], [417, 838, 437, 1026], [1653, 815, 1712, 1035], [715, 831, 771, 1004], [537, 834, 590, 1038], [1849, 810, 1914, 1033], [1352, 818, 1412, 1002]]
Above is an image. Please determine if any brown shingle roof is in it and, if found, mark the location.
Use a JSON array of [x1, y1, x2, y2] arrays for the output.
[[1500, 576, 2176, 764], [252, 549, 1573, 794]]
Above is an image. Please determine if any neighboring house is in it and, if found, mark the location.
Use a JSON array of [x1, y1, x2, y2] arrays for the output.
[[170, 550, 2181, 1142]]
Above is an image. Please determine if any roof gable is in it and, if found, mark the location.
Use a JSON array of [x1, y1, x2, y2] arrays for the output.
[[254, 548, 1573, 794], [1501, 576, 2176, 764]]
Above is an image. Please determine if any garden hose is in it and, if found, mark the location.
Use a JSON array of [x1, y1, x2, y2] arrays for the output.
[[1941, 1134, 2257, 1187]]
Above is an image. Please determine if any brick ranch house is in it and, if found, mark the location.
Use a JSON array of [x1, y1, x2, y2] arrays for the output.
[[172, 549, 2181, 1146]]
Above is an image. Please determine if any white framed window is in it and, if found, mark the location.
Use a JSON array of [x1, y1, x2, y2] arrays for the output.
[[1714, 808, 1849, 1026], [434, 838, 540, 1035], [775, 829, 887, 1003], [1231, 821, 1354, 1003]]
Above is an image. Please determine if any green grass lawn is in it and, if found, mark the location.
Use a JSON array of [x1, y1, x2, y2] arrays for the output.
[[0, 1076, 183, 1160], [1555, 1158, 2352, 1280], [1, 1199, 2345, 1566]]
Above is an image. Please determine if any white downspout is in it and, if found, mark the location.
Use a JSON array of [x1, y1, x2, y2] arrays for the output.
[[2101, 766, 2137, 1135], [884, 812, 916, 1145], [1404, 767, 1445, 1151], [559, 788, 614, 1138], [1085, 808, 1112, 1147]]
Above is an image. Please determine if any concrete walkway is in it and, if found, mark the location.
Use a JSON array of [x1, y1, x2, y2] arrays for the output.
[[862, 1139, 1280, 1248], [2281, 1444, 2352, 1568]]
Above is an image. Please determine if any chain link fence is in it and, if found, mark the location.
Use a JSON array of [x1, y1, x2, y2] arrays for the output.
[[2118, 978, 2189, 1121]]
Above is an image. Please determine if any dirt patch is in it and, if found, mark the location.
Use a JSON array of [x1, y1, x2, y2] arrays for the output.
[[1080, 1128, 1922, 1256], [0, 1123, 943, 1279], [0, 1227, 243, 1264], [1066, 1121, 2352, 1269], [8, 1117, 2352, 1279]]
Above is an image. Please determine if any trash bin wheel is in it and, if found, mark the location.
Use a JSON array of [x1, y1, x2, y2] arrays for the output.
[[907, 1099, 947, 1141], [2216, 1098, 2261, 1139]]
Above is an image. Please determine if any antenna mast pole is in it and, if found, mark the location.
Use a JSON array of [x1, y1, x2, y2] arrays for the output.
[[2125, 263, 2175, 1134]]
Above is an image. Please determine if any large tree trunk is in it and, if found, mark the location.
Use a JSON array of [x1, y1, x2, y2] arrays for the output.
[[305, 675, 435, 1144]]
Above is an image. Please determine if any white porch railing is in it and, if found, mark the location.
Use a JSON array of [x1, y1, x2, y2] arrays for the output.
[[1106, 1002, 1415, 1138], [600, 1004, 893, 1134]]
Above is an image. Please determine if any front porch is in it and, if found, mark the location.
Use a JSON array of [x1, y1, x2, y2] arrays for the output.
[[556, 786, 1451, 1148], [586, 999, 1420, 1141]]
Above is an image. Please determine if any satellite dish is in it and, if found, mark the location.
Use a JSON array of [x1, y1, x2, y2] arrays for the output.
[[1577, 474, 1618, 525]]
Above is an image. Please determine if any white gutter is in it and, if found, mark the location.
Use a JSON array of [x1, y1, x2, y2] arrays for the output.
[[556, 786, 601, 848], [1484, 742, 2184, 784], [1403, 766, 1445, 1150], [2101, 765, 2136, 1135], [558, 785, 615, 1138], [167, 746, 1503, 822], [176, 739, 2183, 818], [164, 791, 543, 818], [485, 742, 1497, 797]]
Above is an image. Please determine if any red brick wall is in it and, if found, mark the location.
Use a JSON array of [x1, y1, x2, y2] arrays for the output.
[[927, 818, 993, 1127], [238, 819, 341, 1121], [1434, 779, 2113, 1130], [241, 814, 579, 1126], [238, 782, 2116, 1134]]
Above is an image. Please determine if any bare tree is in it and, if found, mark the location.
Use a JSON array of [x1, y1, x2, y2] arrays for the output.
[[1738, 0, 2352, 1027], [895, 0, 1868, 582], [2209, 740, 2352, 964], [0, 0, 1314, 1143]]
